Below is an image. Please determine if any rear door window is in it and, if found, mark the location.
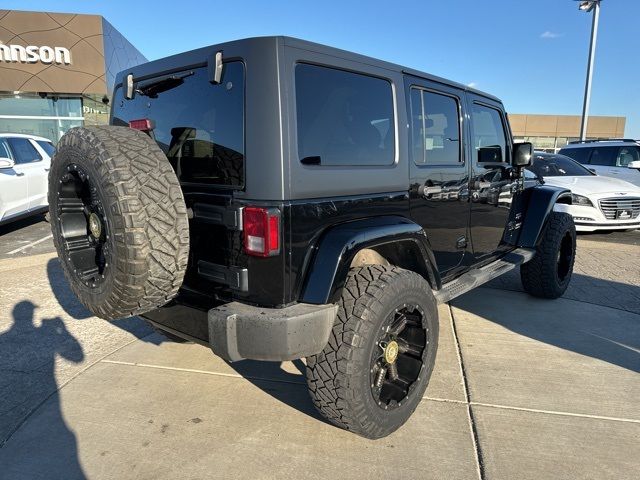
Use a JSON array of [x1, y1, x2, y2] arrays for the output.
[[589, 147, 617, 167], [7, 138, 42, 164], [112, 62, 245, 187], [410, 88, 461, 165], [295, 63, 395, 166], [559, 147, 591, 164]]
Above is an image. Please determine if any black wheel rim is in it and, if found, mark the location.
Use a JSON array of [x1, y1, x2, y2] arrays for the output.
[[56, 164, 110, 288], [557, 232, 573, 282], [370, 304, 428, 410]]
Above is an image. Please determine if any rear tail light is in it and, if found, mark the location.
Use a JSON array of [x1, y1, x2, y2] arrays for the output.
[[129, 118, 155, 131], [243, 207, 280, 257]]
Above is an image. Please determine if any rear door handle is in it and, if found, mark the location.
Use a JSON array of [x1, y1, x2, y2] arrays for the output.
[[15, 172, 24, 177], [44, 167, 50, 172]]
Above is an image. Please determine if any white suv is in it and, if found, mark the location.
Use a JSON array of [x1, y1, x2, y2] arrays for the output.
[[0, 133, 55, 225], [558, 139, 640, 187]]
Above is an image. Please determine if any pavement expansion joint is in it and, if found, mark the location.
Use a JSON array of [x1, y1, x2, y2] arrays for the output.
[[448, 303, 485, 480]]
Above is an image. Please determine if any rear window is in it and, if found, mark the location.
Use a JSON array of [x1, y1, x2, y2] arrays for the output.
[[112, 62, 245, 187], [36, 140, 55, 157], [295, 63, 395, 167], [527, 154, 593, 177]]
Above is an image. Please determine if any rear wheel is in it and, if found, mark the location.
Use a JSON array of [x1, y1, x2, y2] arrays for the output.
[[49, 126, 190, 320], [521, 211, 576, 299], [305, 265, 438, 439]]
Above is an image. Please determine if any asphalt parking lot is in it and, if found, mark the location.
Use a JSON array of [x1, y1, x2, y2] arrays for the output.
[[0, 218, 638, 479]]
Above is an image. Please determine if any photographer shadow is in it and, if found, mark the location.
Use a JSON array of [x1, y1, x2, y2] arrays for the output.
[[0, 301, 86, 479]]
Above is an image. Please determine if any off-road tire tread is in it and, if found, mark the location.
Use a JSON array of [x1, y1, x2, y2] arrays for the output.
[[49, 126, 189, 320], [305, 265, 437, 439], [520, 211, 575, 299]]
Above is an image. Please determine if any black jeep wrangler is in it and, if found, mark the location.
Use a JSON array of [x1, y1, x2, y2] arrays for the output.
[[49, 36, 576, 439]]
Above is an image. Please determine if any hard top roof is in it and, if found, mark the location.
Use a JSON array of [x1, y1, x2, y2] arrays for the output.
[[120, 36, 501, 103], [280, 36, 501, 102]]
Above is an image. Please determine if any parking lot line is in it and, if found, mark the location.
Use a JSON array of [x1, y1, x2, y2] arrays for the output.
[[423, 396, 640, 425], [7, 234, 53, 255]]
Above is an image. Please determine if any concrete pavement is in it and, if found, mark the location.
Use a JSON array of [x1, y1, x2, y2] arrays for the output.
[[0, 243, 639, 478]]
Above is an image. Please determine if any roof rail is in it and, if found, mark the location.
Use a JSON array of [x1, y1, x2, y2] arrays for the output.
[[567, 138, 639, 145]]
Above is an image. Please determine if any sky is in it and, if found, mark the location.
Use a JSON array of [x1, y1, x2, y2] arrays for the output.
[[6, 0, 639, 137]]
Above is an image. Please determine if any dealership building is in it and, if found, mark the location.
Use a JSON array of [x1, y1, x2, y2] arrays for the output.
[[509, 113, 627, 152], [0, 9, 146, 143], [0, 9, 629, 150]]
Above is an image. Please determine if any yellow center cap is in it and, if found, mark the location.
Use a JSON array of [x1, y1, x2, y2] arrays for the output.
[[89, 213, 102, 238], [384, 340, 399, 364]]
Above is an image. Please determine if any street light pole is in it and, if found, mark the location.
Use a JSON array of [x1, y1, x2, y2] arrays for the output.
[[578, 0, 601, 141]]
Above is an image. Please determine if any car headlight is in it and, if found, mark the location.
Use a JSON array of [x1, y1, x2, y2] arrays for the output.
[[571, 194, 593, 207]]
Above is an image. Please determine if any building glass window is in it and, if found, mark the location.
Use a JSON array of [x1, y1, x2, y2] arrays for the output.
[[0, 118, 83, 143], [0, 93, 84, 143], [0, 95, 82, 117]]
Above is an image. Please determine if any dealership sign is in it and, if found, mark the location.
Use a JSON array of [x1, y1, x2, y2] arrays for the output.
[[0, 42, 72, 65]]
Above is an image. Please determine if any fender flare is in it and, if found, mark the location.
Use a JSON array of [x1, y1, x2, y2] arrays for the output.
[[300, 216, 440, 304], [517, 184, 572, 248]]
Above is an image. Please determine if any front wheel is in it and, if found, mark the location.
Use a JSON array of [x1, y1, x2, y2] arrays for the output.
[[521, 211, 576, 299], [305, 265, 438, 439]]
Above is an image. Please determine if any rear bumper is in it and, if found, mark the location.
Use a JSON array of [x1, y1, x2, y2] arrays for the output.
[[208, 302, 338, 362]]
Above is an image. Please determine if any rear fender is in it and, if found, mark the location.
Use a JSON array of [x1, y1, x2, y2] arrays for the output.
[[299, 216, 440, 304], [518, 185, 572, 248]]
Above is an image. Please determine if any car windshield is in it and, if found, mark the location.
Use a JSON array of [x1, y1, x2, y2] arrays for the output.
[[527, 153, 594, 178]]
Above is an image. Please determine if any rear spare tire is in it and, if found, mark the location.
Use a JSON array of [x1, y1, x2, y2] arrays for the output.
[[49, 126, 189, 320]]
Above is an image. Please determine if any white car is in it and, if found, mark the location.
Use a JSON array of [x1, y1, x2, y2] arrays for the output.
[[0, 133, 55, 225], [525, 152, 640, 232], [558, 139, 640, 187]]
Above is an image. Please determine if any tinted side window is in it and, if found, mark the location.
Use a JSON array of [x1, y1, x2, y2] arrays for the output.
[[8, 138, 42, 164], [36, 140, 56, 157], [589, 147, 617, 167], [0, 138, 11, 159], [559, 147, 591, 164], [470, 104, 507, 163], [616, 146, 640, 167], [410, 88, 461, 165], [296, 64, 395, 166]]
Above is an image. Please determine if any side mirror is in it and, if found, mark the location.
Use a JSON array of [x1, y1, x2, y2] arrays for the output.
[[512, 142, 533, 167], [0, 157, 15, 169], [628, 160, 640, 170]]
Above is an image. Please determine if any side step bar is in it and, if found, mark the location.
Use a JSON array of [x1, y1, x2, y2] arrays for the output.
[[434, 248, 536, 304]]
